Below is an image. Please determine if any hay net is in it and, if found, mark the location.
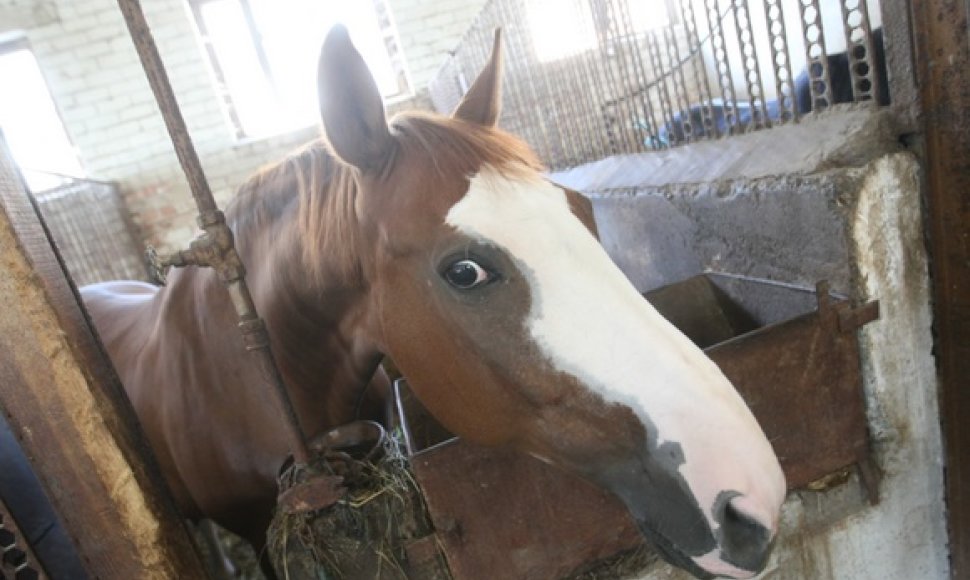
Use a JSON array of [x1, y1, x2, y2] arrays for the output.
[[268, 421, 439, 580]]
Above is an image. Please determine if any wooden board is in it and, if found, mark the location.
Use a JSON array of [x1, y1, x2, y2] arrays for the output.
[[910, 1, 970, 576], [0, 139, 207, 578], [411, 443, 645, 580]]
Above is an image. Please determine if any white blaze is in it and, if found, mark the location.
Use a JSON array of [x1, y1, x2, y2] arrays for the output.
[[446, 167, 785, 573]]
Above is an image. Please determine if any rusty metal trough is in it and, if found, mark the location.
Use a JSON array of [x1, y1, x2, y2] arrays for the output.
[[394, 273, 879, 580]]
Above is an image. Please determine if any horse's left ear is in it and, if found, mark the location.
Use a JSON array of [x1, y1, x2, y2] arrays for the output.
[[318, 25, 393, 172], [452, 28, 503, 127]]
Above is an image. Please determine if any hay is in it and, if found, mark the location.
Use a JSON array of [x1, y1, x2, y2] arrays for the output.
[[564, 545, 659, 580], [267, 432, 429, 580]]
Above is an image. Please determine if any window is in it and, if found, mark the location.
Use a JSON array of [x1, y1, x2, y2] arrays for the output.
[[527, 0, 674, 62], [0, 37, 84, 192], [189, 0, 409, 139]]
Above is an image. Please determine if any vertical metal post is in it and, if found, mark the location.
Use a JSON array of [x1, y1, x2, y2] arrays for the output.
[[763, 0, 797, 121], [839, 0, 879, 104], [680, 0, 720, 138], [731, 0, 770, 128], [706, 0, 743, 132], [796, 0, 834, 111], [115, 0, 310, 466]]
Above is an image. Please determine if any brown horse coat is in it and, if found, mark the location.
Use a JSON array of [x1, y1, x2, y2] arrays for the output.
[[82, 26, 785, 579]]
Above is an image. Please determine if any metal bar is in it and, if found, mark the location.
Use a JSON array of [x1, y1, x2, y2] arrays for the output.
[[609, 0, 654, 149], [561, 27, 600, 164], [523, 1, 582, 168], [619, 1, 662, 147], [512, 0, 565, 165], [797, 0, 834, 111], [680, 0, 720, 139], [580, 0, 621, 156], [115, 0, 310, 465], [663, 23, 695, 143], [731, 0, 770, 129], [187, 0, 247, 140], [840, 0, 878, 104], [705, 0, 743, 132], [570, 0, 612, 163], [501, 5, 546, 157], [238, 0, 279, 102], [0, 492, 48, 578], [762, 0, 797, 122], [503, 0, 557, 163], [601, 1, 642, 152], [644, 29, 676, 144]]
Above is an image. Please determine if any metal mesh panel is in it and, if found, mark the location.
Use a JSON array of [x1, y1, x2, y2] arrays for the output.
[[32, 179, 147, 286], [428, 0, 887, 170]]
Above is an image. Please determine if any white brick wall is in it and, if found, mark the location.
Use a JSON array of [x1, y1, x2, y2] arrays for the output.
[[389, 0, 487, 89], [1, 0, 484, 252]]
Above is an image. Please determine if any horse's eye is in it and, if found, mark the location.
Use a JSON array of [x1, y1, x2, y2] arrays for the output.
[[443, 259, 492, 289]]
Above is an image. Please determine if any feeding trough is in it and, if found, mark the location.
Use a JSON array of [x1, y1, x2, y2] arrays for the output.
[[269, 273, 878, 579]]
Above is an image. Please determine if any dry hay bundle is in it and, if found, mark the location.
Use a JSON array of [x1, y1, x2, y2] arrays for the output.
[[267, 422, 434, 579]]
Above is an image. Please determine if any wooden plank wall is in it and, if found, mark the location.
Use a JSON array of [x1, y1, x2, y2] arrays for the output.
[[0, 139, 207, 577], [911, 0, 970, 576]]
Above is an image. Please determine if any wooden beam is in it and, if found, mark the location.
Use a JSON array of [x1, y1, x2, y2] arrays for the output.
[[910, 0, 970, 576], [0, 140, 207, 577]]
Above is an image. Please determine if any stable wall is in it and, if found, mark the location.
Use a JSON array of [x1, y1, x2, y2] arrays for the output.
[[553, 107, 948, 579], [0, 0, 487, 251]]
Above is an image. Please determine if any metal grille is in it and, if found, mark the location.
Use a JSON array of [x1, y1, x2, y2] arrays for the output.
[[32, 178, 148, 286], [429, 0, 886, 170], [0, 502, 44, 580]]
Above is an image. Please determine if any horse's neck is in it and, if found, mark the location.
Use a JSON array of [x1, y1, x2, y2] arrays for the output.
[[235, 216, 382, 434]]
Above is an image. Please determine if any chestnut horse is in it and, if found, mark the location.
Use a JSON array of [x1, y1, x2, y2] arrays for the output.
[[81, 26, 785, 579]]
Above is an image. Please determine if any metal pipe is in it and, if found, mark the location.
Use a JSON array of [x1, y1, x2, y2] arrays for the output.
[[115, 0, 310, 466]]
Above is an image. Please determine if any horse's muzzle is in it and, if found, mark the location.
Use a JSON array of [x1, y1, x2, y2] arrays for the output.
[[633, 492, 776, 579], [713, 494, 775, 575]]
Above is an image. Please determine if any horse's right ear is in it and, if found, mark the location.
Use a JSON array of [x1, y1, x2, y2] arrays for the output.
[[318, 25, 393, 172]]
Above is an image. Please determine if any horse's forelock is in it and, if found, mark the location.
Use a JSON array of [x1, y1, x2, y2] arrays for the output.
[[227, 140, 364, 286], [388, 112, 543, 180]]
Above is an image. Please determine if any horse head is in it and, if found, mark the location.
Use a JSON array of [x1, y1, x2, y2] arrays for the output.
[[316, 25, 785, 579]]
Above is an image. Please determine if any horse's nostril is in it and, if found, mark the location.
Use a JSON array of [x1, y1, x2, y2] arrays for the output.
[[716, 495, 774, 573]]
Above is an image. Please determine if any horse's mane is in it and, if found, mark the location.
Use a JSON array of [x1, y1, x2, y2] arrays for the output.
[[227, 111, 543, 286]]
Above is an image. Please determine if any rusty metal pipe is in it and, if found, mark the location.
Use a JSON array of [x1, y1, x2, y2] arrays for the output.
[[115, 0, 310, 466]]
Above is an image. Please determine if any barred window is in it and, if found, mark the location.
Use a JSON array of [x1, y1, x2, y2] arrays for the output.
[[188, 0, 409, 139], [0, 37, 84, 192]]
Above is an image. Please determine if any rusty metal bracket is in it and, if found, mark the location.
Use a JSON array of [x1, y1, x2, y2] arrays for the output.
[[815, 281, 881, 335], [839, 301, 881, 333], [278, 474, 346, 515], [116, 0, 309, 465]]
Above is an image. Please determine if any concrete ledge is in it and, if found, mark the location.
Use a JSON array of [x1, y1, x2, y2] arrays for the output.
[[550, 107, 900, 193], [583, 139, 947, 578]]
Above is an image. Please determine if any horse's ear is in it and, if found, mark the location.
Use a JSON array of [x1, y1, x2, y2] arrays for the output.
[[452, 28, 503, 127], [318, 25, 393, 172]]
